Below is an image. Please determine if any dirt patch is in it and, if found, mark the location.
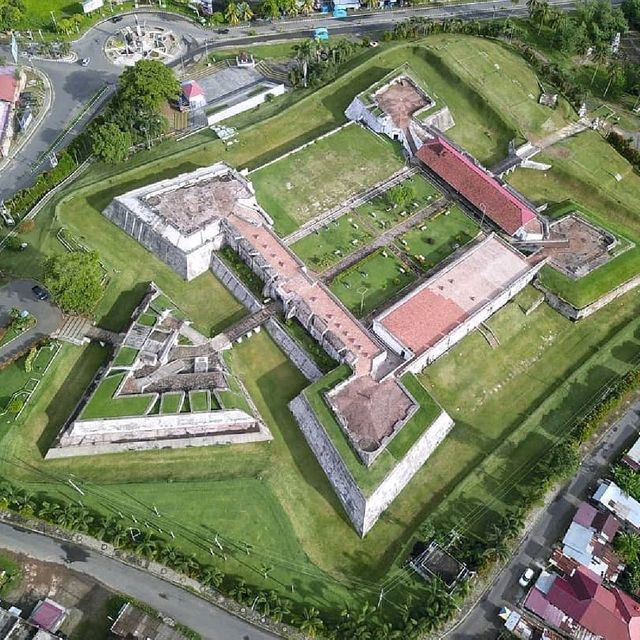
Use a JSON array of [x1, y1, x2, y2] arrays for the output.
[[330, 375, 414, 451], [2, 548, 113, 638], [376, 79, 430, 129]]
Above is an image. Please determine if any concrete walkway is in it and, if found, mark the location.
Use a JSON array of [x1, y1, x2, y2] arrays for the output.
[[0, 279, 62, 363], [320, 196, 448, 282]]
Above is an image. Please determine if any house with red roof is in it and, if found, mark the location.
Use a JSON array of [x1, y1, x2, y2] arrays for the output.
[[180, 80, 206, 110], [524, 565, 640, 640], [416, 135, 544, 241], [28, 598, 67, 634], [0, 65, 24, 157]]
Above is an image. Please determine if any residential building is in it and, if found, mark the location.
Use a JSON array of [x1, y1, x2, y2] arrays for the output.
[[0, 65, 24, 157], [624, 436, 640, 471], [593, 481, 640, 530], [0, 601, 65, 639], [110, 602, 190, 640], [524, 565, 640, 640], [180, 80, 206, 111], [27, 599, 67, 635], [552, 501, 623, 582]]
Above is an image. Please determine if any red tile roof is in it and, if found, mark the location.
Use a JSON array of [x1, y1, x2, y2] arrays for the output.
[[182, 80, 204, 99], [0, 70, 17, 103], [416, 136, 538, 235], [545, 566, 640, 640]]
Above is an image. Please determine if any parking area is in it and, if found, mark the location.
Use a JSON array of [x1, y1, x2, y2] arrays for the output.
[[0, 279, 62, 361]]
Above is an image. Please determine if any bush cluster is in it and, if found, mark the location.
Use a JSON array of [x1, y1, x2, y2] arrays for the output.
[[606, 131, 640, 170]]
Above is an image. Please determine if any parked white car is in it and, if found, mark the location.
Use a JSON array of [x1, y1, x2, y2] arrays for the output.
[[519, 567, 535, 588]]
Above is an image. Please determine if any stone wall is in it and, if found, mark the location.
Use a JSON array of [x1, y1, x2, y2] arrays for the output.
[[362, 410, 454, 534], [264, 318, 322, 382], [207, 84, 286, 125], [103, 200, 220, 280], [289, 393, 455, 537], [538, 272, 640, 321], [46, 409, 272, 458], [289, 394, 368, 535], [209, 253, 262, 313]]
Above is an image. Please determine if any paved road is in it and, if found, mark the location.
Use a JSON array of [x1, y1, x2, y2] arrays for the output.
[[0, 0, 612, 201], [0, 521, 278, 640], [448, 398, 640, 639], [0, 278, 62, 362]]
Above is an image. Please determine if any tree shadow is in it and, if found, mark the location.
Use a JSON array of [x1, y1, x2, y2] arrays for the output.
[[96, 282, 149, 333]]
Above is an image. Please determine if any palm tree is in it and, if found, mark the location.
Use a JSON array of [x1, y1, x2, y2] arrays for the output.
[[135, 532, 161, 559], [281, 0, 299, 16], [294, 607, 323, 638], [615, 531, 640, 563], [526, 0, 541, 20], [603, 62, 625, 98], [364, 0, 378, 9], [38, 500, 63, 522], [224, 2, 241, 25], [536, 0, 550, 34], [294, 39, 314, 88], [201, 566, 224, 590], [229, 580, 252, 605], [237, 1, 253, 21], [590, 44, 609, 86], [301, 0, 314, 15]]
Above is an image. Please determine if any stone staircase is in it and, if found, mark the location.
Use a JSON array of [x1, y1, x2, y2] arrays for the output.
[[52, 315, 92, 346], [256, 60, 289, 84]]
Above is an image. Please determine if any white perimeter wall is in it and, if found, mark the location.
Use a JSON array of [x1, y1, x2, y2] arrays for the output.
[[207, 84, 286, 125]]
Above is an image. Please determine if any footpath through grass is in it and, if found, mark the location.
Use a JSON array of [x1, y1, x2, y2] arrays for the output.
[[508, 130, 640, 307]]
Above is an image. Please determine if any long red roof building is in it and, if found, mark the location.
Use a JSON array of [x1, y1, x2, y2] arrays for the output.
[[416, 136, 539, 236]]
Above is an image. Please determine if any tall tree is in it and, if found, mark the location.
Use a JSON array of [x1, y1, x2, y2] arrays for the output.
[[225, 1, 241, 25], [237, 1, 253, 21], [90, 122, 132, 164], [118, 59, 180, 113], [43, 251, 103, 315]]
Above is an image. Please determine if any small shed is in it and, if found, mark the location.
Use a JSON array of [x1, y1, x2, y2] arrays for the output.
[[181, 80, 206, 110]]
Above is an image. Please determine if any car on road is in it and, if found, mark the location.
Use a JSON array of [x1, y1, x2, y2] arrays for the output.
[[31, 285, 49, 301], [217, 28, 230, 34], [81, 57, 90, 67], [519, 567, 535, 588], [111, 15, 123, 23]]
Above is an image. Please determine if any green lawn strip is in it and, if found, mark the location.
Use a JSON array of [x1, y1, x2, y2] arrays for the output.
[[251, 124, 405, 235], [219, 247, 264, 299], [514, 284, 544, 313], [508, 131, 640, 307], [386, 374, 442, 460], [0, 315, 36, 349], [329, 249, 416, 318], [210, 41, 300, 62], [80, 373, 154, 419], [418, 293, 640, 536], [112, 346, 138, 367], [137, 312, 158, 328], [280, 316, 338, 373], [354, 174, 442, 233], [396, 204, 479, 271], [189, 390, 210, 412], [218, 351, 252, 414], [291, 213, 375, 271], [160, 392, 184, 414], [0, 551, 20, 597]]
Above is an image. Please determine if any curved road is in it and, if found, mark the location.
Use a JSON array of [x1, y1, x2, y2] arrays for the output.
[[0, 278, 62, 362], [0, 0, 616, 201], [0, 521, 277, 640]]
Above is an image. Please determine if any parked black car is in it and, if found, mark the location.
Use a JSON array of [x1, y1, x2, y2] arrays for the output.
[[217, 28, 230, 34], [31, 285, 49, 301], [112, 15, 123, 23]]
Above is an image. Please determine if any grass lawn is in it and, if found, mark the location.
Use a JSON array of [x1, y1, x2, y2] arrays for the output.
[[137, 312, 158, 328], [281, 317, 338, 373], [0, 343, 59, 414], [189, 390, 210, 412], [80, 373, 154, 419], [508, 130, 640, 307], [251, 124, 405, 235], [354, 174, 442, 233], [290, 212, 374, 271], [329, 249, 416, 317], [112, 346, 138, 367], [160, 392, 184, 414], [396, 204, 480, 271], [419, 291, 640, 535]]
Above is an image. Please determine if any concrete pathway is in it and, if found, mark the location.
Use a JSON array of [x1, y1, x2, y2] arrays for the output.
[[319, 196, 448, 282], [0, 521, 278, 640], [0, 279, 62, 363]]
